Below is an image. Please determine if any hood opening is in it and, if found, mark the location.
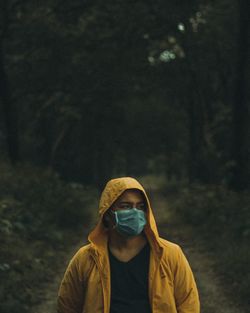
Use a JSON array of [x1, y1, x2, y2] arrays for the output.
[[88, 177, 163, 254]]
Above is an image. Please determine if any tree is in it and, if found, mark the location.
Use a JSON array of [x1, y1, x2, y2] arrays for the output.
[[0, 0, 19, 163], [230, 0, 250, 190]]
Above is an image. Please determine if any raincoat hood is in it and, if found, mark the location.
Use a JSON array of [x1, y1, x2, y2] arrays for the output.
[[88, 177, 162, 254]]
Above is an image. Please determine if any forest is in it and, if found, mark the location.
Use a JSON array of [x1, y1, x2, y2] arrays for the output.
[[0, 0, 249, 312]]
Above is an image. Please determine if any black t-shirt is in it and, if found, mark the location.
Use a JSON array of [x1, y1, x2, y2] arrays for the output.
[[109, 243, 151, 313]]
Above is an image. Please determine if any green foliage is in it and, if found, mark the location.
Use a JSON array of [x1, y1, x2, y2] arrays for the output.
[[0, 159, 97, 313], [173, 184, 250, 238], [0, 160, 96, 228], [171, 184, 250, 305], [1, 0, 248, 188]]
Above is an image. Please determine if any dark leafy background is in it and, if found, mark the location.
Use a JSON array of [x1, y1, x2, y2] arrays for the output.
[[0, 0, 249, 312]]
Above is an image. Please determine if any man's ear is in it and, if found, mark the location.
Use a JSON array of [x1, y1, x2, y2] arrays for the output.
[[103, 211, 111, 228]]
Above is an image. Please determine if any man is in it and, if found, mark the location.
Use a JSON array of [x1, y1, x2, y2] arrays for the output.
[[57, 177, 200, 313]]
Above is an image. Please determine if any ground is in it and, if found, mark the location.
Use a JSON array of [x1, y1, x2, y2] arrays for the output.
[[32, 177, 244, 313], [148, 185, 243, 313]]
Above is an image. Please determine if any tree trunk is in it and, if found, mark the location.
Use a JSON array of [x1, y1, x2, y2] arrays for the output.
[[187, 94, 206, 183], [0, 0, 20, 163], [230, 0, 250, 190], [0, 43, 20, 163]]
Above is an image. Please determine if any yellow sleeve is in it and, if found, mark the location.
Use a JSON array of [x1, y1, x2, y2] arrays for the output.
[[174, 246, 200, 313], [57, 251, 85, 313]]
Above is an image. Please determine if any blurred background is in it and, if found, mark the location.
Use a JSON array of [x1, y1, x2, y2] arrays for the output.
[[0, 0, 249, 312]]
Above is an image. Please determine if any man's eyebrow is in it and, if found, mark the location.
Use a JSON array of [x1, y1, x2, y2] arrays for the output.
[[118, 201, 132, 204], [119, 201, 145, 204]]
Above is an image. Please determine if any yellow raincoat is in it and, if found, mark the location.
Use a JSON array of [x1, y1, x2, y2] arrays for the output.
[[57, 177, 200, 313]]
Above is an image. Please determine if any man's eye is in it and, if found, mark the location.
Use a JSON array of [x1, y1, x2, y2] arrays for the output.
[[120, 204, 130, 209], [138, 204, 146, 210]]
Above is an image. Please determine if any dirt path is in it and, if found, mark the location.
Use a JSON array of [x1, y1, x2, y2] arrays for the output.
[[32, 241, 85, 313], [32, 177, 245, 313], [142, 176, 244, 313]]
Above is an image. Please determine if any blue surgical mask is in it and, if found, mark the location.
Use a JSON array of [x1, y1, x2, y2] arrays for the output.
[[111, 208, 147, 237]]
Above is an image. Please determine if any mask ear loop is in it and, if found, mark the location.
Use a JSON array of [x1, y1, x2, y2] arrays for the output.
[[110, 210, 118, 229]]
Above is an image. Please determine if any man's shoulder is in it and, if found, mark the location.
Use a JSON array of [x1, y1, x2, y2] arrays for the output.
[[158, 237, 181, 250], [75, 243, 92, 255], [158, 237, 183, 260], [70, 243, 93, 264], [65, 243, 97, 280]]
